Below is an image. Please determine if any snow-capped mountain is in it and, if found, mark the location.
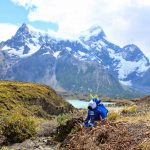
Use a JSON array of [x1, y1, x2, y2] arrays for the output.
[[0, 23, 149, 98]]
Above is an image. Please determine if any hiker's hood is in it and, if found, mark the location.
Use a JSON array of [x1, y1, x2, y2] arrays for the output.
[[88, 100, 96, 109]]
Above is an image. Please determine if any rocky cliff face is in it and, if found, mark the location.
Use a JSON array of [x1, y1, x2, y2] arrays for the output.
[[0, 24, 149, 98]]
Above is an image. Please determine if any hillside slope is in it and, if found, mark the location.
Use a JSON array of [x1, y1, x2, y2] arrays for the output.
[[0, 80, 73, 118]]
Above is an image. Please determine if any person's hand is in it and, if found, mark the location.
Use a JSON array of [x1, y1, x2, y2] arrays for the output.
[[88, 123, 94, 127], [82, 122, 86, 127]]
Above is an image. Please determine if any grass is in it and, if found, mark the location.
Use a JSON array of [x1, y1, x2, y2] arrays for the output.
[[2, 114, 36, 143], [107, 110, 120, 121], [121, 105, 138, 114], [118, 111, 150, 123], [138, 141, 150, 150], [108, 104, 150, 123], [107, 104, 150, 123], [0, 80, 73, 144], [57, 114, 72, 125], [0, 80, 72, 118]]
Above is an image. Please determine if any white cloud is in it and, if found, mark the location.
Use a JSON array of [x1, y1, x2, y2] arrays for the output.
[[0, 23, 18, 42], [8, 0, 150, 58], [135, 0, 150, 7], [11, 0, 133, 34]]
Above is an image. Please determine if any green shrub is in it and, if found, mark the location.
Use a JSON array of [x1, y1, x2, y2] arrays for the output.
[[57, 114, 72, 125], [121, 105, 138, 114], [2, 114, 36, 143], [108, 111, 120, 121]]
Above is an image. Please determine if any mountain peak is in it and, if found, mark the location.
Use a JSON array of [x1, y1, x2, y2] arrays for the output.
[[16, 23, 30, 35], [20, 23, 29, 31], [121, 44, 150, 63], [21, 23, 28, 28], [123, 44, 142, 54], [88, 25, 102, 34], [124, 44, 139, 49], [80, 25, 106, 41]]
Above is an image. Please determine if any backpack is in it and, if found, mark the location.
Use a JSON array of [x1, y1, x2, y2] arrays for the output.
[[97, 104, 108, 119]]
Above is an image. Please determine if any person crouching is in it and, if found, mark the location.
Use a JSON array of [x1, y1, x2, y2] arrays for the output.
[[83, 100, 108, 127]]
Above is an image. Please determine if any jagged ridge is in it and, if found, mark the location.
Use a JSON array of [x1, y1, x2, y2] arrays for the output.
[[0, 24, 149, 97]]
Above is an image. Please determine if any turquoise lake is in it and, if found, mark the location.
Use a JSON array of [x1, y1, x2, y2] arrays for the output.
[[66, 99, 115, 109]]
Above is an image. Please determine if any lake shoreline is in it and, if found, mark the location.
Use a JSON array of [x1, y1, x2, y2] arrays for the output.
[[65, 99, 116, 109]]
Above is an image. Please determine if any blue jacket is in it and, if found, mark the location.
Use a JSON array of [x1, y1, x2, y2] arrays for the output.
[[85, 108, 101, 124], [84, 104, 108, 124], [97, 104, 108, 119]]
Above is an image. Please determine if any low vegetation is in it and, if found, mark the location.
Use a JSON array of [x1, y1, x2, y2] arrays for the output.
[[1, 114, 36, 143], [138, 141, 150, 150], [57, 113, 72, 125], [121, 105, 138, 114], [107, 110, 120, 121], [0, 80, 73, 144], [0, 80, 73, 117], [118, 111, 150, 123]]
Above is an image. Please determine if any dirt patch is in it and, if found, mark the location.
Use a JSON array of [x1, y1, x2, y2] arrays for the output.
[[55, 118, 83, 142], [63, 121, 150, 150]]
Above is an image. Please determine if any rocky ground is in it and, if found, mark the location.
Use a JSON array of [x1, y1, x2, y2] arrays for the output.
[[2, 137, 57, 150], [64, 120, 150, 150]]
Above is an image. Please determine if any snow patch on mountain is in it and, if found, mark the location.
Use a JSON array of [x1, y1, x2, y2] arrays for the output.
[[120, 80, 132, 86], [80, 25, 104, 41], [42, 51, 51, 55], [78, 40, 90, 50], [26, 43, 41, 56], [66, 47, 72, 52], [2, 43, 41, 58], [2, 45, 11, 51], [3, 46, 23, 57], [53, 51, 61, 58], [108, 48, 149, 79], [78, 51, 87, 57], [90, 40, 106, 50]]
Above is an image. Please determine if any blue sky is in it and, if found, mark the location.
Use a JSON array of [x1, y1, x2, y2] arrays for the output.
[[0, 0, 58, 31], [0, 0, 150, 60]]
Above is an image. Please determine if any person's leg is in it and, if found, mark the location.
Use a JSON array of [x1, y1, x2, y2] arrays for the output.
[[83, 122, 89, 127]]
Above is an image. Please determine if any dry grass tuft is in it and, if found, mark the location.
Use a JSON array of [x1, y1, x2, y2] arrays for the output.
[[118, 111, 150, 123], [107, 110, 120, 121], [138, 141, 150, 150], [121, 105, 138, 114]]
